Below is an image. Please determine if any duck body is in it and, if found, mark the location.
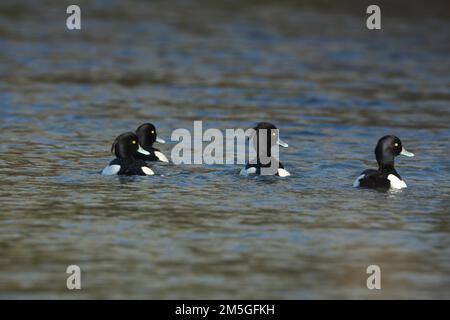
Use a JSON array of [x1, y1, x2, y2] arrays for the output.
[[354, 168, 406, 189], [240, 122, 290, 177], [102, 132, 154, 176], [354, 135, 414, 189], [104, 157, 152, 176], [241, 160, 290, 177]]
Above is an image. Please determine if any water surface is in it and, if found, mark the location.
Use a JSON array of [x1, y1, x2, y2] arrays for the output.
[[0, 0, 449, 299]]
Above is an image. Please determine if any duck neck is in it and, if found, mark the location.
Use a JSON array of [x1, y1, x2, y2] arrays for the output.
[[140, 137, 154, 151], [376, 151, 395, 171], [378, 163, 397, 175], [120, 153, 136, 162], [256, 145, 273, 165]]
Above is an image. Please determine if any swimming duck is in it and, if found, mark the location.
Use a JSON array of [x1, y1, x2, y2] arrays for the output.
[[353, 135, 414, 189], [101, 132, 154, 176], [240, 122, 290, 177]]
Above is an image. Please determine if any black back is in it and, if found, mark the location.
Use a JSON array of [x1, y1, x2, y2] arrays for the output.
[[109, 158, 149, 176]]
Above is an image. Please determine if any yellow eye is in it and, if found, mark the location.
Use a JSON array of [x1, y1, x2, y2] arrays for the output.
[[394, 143, 399, 147], [151, 130, 155, 134], [132, 140, 136, 144]]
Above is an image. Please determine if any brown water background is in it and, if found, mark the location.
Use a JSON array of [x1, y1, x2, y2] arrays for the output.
[[0, 0, 449, 298]]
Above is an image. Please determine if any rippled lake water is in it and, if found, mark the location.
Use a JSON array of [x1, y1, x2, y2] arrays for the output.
[[0, 0, 449, 299]]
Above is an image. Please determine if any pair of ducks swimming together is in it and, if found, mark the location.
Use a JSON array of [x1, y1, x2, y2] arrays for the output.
[[101, 123, 168, 176], [102, 122, 415, 190]]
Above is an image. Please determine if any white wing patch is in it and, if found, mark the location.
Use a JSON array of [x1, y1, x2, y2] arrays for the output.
[[387, 174, 407, 189], [353, 174, 365, 187], [240, 167, 257, 176], [141, 166, 154, 176], [277, 168, 291, 177], [154, 151, 169, 163], [102, 165, 121, 175]]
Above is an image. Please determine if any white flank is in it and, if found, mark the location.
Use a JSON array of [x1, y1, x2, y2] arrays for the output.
[[387, 174, 407, 189], [353, 174, 365, 187], [277, 168, 291, 177], [240, 167, 257, 176], [141, 166, 154, 176], [102, 165, 121, 176], [154, 151, 169, 163]]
